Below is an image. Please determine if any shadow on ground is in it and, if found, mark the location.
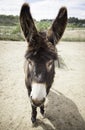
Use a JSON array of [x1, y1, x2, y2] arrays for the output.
[[37, 91, 85, 130]]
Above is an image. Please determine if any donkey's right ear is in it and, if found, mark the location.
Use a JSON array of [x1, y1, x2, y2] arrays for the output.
[[47, 7, 67, 45], [20, 3, 37, 42]]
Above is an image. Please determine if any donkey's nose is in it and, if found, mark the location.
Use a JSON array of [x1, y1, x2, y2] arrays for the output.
[[31, 97, 45, 107], [34, 74, 45, 83]]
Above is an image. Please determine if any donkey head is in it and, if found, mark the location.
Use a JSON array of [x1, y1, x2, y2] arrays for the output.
[[20, 3, 67, 107]]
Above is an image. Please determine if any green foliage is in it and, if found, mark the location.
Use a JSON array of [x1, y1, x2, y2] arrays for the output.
[[68, 17, 85, 28], [68, 17, 79, 23], [0, 25, 24, 41], [12, 24, 21, 34], [0, 15, 18, 26], [35, 21, 52, 31], [0, 15, 85, 41]]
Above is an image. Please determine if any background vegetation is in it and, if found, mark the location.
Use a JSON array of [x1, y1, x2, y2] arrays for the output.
[[0, 15, 85, 41]]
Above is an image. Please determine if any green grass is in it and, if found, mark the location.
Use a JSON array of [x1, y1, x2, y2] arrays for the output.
[[36, 21, 52, 31], [0, 21, 85, 41], [0, 25, 24, 41]]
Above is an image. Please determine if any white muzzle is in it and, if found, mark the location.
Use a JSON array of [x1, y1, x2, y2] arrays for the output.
[[30, 82, 46, 101]]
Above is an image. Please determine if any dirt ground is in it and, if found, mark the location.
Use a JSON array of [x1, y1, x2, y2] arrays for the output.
[[0, 41, 85, 130]]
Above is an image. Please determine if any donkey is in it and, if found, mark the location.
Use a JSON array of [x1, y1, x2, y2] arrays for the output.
[[20, 3, 67, 124]]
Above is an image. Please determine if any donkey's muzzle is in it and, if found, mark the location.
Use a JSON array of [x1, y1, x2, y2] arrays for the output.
[[30, 97, 45, 107], [30, 82, 46, 107]]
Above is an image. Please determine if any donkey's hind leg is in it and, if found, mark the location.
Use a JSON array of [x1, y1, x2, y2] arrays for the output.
[[31, 105, 37, 124]]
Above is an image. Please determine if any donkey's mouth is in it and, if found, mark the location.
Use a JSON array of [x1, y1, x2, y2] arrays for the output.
[[30, 96, 45, 107]]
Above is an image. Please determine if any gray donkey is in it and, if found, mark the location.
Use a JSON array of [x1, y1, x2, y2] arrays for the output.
[[20, 3, 67, 124]]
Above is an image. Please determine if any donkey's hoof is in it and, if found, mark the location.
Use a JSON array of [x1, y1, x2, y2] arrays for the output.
[[31, 119, 38, 127], [31, 117, 36, 124], [32, 121, 37, 127]]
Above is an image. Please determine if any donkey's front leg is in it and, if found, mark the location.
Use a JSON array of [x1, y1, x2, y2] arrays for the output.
[[31, 105, 37, 124], [40, 105, 45, 118]]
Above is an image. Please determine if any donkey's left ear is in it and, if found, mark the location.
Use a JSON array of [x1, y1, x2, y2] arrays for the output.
[[20, 3, 37, 43], [47, 7, 67, 45]]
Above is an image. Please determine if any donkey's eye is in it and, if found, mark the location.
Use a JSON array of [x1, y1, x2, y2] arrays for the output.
[[28, 59, 33, 70], [46, 60, 53, 71]]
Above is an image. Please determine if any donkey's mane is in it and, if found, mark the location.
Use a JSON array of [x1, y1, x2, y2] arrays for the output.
[[25, 32, 58, 61]]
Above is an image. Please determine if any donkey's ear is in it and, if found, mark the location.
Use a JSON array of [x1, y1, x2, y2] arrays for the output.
[[20, 3, 37, 43], [47, 7, 67, 45]]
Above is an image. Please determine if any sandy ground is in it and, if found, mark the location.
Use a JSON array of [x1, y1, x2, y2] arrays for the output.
[[0, 41, 85, 130]]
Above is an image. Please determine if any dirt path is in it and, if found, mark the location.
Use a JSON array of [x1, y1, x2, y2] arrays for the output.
[[0, 41, 85, 130]]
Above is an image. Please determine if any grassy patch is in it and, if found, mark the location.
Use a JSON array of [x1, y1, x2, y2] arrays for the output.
[[0, 21, 85, 42], [35, 21, 52, 31], [0, 25, 24, 41], [62, 28, 85, 42]]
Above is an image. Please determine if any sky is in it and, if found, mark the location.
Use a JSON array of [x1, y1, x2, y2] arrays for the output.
[[0, 0, 85, 20]]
